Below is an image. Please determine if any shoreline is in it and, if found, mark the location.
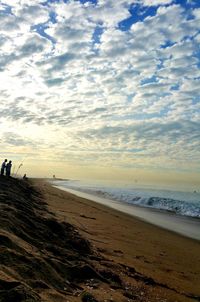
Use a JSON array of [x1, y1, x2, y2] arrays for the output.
[[54, 185, 200, 241], [40, 180, 200, 301]]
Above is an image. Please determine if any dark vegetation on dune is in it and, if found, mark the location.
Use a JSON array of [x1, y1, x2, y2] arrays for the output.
[[0, 177, 146, 302]]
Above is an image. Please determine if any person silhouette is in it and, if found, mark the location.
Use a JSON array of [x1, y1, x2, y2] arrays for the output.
[[1, 159, 7, 176], [6, 160, 12, 177], [23, 174, 28, 180]]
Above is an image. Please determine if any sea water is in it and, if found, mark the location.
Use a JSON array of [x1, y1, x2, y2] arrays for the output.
[[53, 179, 200, 218]]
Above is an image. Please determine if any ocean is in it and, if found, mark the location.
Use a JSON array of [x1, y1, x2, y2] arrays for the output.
[[53, 179, 200, 218]]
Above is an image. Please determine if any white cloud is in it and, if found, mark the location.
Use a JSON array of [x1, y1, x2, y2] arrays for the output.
[[0, 0, 199, 177], [12, 4, 49, 25], [192, 8, 200, 18]]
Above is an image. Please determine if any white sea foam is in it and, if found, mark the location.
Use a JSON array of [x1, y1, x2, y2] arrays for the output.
[[53, 180, 200, 218]]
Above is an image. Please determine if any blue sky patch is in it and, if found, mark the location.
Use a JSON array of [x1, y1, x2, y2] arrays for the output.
[[92, 25, 104, 44], [127, 93, 136, 103], [161, 40, 176, 49], [173, 0, 200, 10], [118, 4, 158, 31], [78, 0, 97, 4], [49, 11, 57, 24], [118, 0, 200, 31], [170, 84, 180, 91], [140, 76, 158, 86], [0, 3, 12, 14], [31, 23, 56, 44]]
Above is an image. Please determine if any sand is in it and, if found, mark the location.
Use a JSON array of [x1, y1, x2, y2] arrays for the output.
[[41, 180, 200, 301], [0, 177, 200, 302]]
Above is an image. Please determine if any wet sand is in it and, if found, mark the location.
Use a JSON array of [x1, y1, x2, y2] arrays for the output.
[[55, 186, 200, 241]]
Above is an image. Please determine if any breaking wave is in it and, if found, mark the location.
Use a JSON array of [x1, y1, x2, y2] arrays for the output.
[[53, 180, 200, 218]]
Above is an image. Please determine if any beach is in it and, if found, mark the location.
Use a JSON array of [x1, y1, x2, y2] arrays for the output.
[[1, 177, 200, 302], [41, 181, 200, 301], [54, 185, 200, 241]]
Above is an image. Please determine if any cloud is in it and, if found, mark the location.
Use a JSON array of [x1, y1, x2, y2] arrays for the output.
[[2, 132, 34, 147], [0, 0, 199, 177], [142, 0, 173, 5], [13, 4, 49, 24]]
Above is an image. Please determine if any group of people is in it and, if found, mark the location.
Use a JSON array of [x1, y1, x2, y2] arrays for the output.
[[1, 159, 12, 177]]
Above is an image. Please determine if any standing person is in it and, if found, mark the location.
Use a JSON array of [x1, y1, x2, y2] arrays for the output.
[[6, 160, 12, 177], [1, 159, 7, 176]]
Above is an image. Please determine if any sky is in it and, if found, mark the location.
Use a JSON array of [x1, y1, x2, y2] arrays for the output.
[[0, 0, 200, 189]]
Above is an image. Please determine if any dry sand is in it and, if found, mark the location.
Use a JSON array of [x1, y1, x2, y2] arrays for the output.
[[0, 177, 200, 302]]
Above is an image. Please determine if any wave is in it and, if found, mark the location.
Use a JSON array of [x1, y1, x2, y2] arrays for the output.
[[53, 181, 200, 218], [114, 194, 200, 218]]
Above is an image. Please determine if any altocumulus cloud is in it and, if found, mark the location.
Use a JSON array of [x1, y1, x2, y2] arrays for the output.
[[0, 0, 199, 173]]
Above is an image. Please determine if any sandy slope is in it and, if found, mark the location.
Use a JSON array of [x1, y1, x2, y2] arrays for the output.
[[0, 177, 200, 302]]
